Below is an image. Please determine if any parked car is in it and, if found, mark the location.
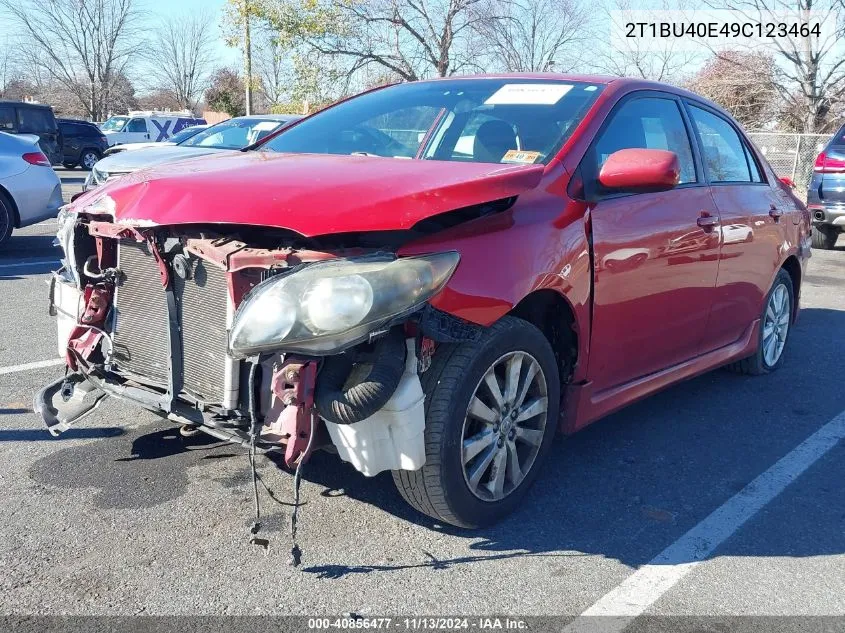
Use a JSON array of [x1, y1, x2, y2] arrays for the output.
[[807, 123, 845, 249], [99, 111, 206, 147], [84, 115, 301, 191], [0, 132, 63, 245], [102, 124, 208, 157], [38, 76, 811, 530], [0, 101, 62, 164], [58, 118, 109, 170]]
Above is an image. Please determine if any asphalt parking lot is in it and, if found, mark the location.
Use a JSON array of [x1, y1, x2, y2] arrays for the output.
[[1, 170, 844, 624]]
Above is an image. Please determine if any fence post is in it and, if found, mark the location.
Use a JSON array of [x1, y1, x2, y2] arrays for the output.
[[790, 133, 801, 182]]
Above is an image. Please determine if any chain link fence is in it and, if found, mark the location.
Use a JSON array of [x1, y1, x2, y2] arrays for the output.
[[747, 132, 833, 194]]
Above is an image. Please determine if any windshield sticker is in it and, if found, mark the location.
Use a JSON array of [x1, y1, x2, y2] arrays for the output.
[[253, 121, 281, 131], [502, 150, 542, 164], [485, 84, 573, 105]]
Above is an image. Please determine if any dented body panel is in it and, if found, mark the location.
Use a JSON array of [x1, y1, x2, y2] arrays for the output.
[[72, 151, 545, 236], [39, 75, 811, 525]]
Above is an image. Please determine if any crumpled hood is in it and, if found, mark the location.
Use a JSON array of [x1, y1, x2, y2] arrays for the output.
[[94, 145, 230, 174], [78, 151, 545, 237]]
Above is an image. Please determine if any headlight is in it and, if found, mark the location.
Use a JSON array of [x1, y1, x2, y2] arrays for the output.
[[55, 206, 79, 287], [229, 252, 460, 356]]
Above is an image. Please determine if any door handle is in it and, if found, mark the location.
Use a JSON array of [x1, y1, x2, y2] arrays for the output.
[[697, 213, 719, 230], [769, 206, 783, 222]]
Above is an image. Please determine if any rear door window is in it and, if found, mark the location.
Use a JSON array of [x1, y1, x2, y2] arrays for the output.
[[687, 105, 752, 183], [0, 105, 17, 131], [17, 107, 54, 134], [594, 96, 697, 184]]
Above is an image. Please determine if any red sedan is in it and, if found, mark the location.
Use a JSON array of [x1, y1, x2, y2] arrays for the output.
[[39, 75, 811, 529]]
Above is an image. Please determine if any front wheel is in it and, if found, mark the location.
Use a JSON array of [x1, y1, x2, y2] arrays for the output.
[[0, 192, 14, 245], [80, 150, 100, 170], [727, 268, 793, 375], [811, 225, 839, 250], [393, 317, 560, 528]]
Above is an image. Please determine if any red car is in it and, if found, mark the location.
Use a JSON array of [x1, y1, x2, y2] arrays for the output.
[[39, 75, 811, 529]]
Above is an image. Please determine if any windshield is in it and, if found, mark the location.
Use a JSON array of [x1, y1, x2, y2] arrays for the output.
[[170, 125, 207, 144], [261, 79, 604, 164], [180, 118, 285, 149], [100, 116, 128, 132]]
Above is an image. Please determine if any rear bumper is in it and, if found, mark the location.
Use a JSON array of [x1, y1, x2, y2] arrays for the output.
[[807, 202, 845, 227]]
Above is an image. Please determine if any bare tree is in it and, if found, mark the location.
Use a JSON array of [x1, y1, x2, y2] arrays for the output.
[[0, 39, 18, 95], [147, 12, 218, 111], [592, 0, 701, 83], [249, 0, 491, 82], [474, 0, 592, 72], [0, 0, 141, 120], [701, 0, 845, 133], [254, 27, 290, 108], [686, 51, 779, 129]]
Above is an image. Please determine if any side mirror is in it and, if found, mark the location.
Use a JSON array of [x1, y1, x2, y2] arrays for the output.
[[598, 148, 680, 190]]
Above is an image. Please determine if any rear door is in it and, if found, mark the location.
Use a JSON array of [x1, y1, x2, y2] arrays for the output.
[[685, 103, 786, 351], [586, 93, 721, 391], [16, 105, 61, 164], [59, 122, 80, 163]]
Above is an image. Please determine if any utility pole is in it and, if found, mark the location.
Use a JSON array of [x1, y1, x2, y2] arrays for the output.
[[244, 0, 253, 115]]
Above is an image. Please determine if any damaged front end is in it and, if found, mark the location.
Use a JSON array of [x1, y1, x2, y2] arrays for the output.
[[36, 200, 471, 477]]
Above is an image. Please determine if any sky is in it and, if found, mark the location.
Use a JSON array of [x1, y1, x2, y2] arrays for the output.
[[142, 0, 239, 68], [0, 0, 241, 79]]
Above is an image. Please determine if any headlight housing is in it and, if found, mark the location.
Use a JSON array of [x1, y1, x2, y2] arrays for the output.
[[55, 206, 79, 287], [229, 252, 460, 357]]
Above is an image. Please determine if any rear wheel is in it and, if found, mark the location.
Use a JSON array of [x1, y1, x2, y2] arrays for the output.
[[0, 192, 14, 245], [80, 149, 100, 170], [726, 268, 793, 375], [811, 225, 839, 250], [392, 317, 560, 528]]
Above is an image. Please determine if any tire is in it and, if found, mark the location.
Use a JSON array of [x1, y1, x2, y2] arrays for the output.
[[726, 268, 794, 376], [0, 193, 14, 246], [811, 225, 838, 250], [62, 162, 77, 169], [392, 316, 560, 528], [79, 150, 100, 170]]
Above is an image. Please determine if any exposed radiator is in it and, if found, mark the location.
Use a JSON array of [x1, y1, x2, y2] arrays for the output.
[[113, 241, 236, 405], [113, 241, 170, 385]]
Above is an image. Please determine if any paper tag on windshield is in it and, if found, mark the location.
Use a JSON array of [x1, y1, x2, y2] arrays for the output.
[[502, 150, 542, 164], [253, 121, 280, 131], [485, 84, 572, 105]]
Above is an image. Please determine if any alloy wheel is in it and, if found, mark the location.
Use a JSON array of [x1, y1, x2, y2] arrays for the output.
[[461, 351, 548, 502], [82, 152, 99, 169], [762, 283, 790, 367]]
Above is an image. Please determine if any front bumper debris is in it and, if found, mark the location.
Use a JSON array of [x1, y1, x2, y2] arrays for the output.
[[34, 374, 108, 437]]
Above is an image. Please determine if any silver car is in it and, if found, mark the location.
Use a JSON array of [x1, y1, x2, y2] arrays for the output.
[[85, 114, 303, 191], [0, 132, 64, 245]]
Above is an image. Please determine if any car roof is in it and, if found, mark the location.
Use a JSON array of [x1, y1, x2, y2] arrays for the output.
[[233, 114, 304, 122], [0, 100, 53, 109], [408, 73, 735, 125], [58, 118, 98, 125]]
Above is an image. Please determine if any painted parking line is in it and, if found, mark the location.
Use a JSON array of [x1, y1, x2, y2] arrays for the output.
[[0, 259, 60, 270], [565, 409, 845, 632], [0, 359, 63, 376]]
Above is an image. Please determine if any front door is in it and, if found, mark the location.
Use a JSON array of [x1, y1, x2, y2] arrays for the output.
[[585, 94, 721, 392], [124, 117, 150, 143]]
